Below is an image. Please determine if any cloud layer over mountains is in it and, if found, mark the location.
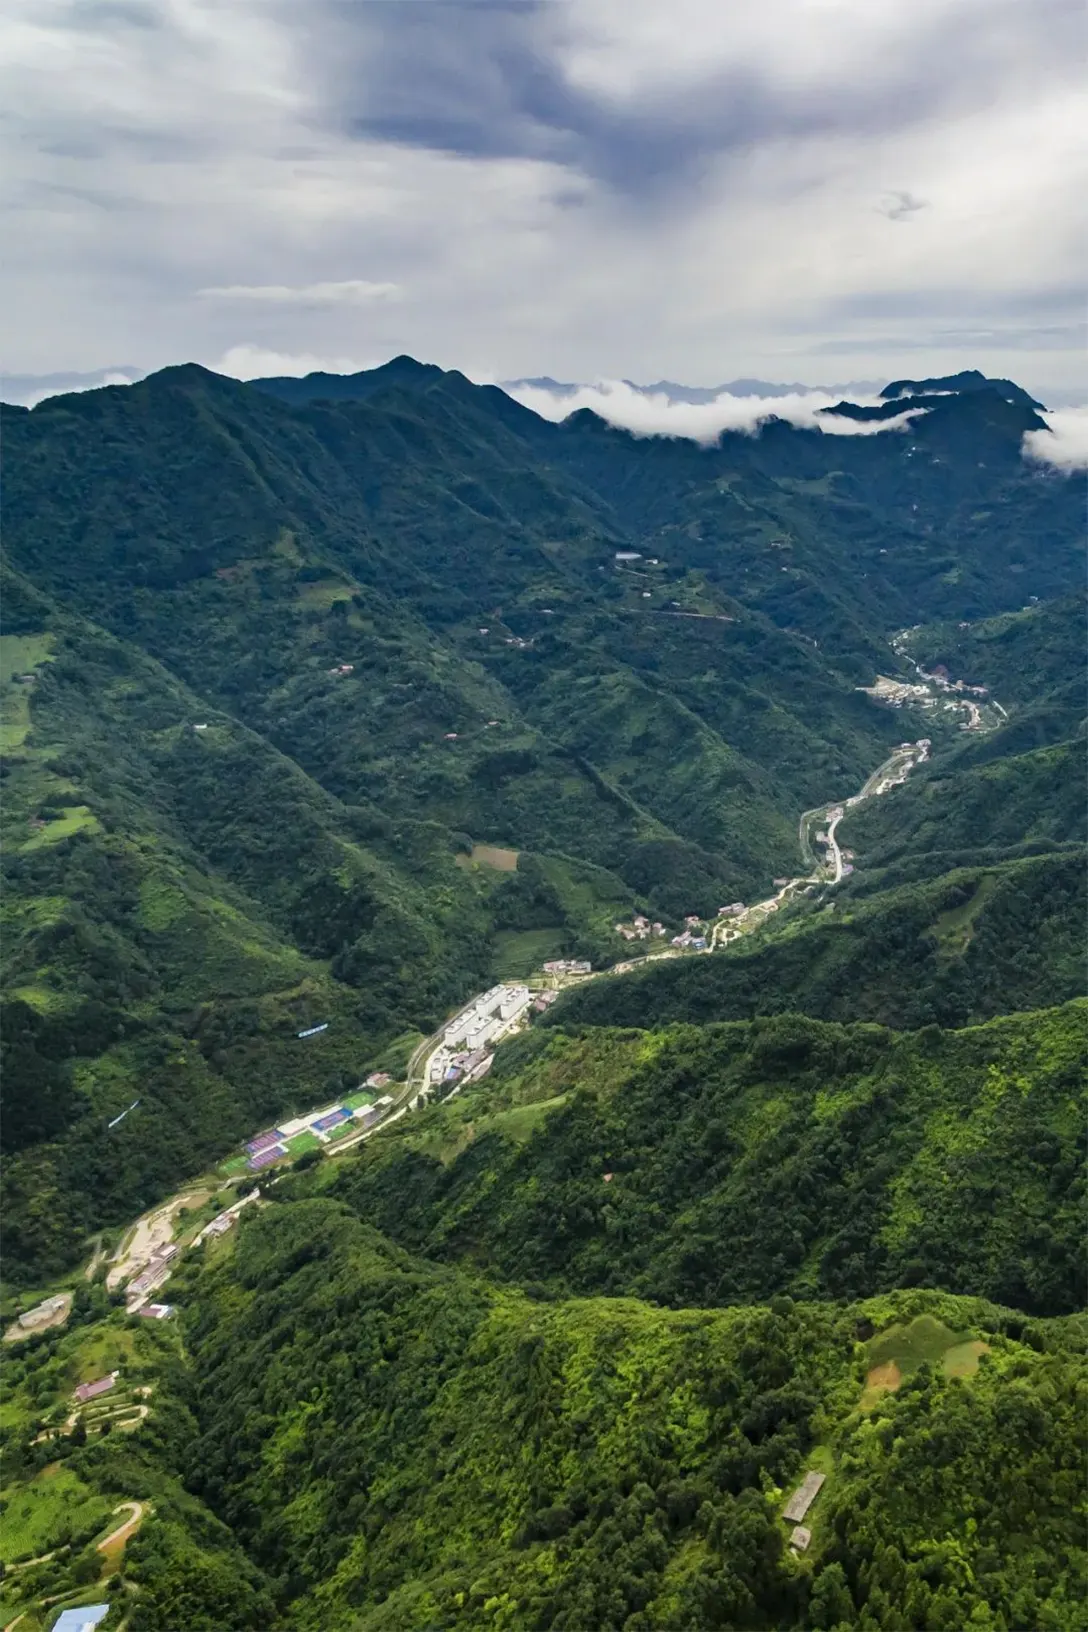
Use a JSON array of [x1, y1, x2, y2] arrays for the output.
[[504, 379, 922, 442]]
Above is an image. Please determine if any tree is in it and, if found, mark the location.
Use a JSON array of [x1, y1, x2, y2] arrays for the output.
[[809, 1563, 856, 1627]]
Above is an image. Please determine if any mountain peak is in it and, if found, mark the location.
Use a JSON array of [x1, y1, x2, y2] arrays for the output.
[[880, 370, 1044, 409]]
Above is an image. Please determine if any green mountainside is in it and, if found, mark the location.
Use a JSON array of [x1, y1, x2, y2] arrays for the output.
[[0, 363, 1085, 1631], [327, 1002, 1086, 1317], [546, 851, 1086, 1032]]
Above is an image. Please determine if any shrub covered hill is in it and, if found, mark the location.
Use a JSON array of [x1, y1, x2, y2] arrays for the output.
[[0, 365, 1085, 1630]]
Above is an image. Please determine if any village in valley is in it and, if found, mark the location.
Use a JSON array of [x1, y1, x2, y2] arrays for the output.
[[3, 640, 988, 1359], [1, 657, 996, 1472]]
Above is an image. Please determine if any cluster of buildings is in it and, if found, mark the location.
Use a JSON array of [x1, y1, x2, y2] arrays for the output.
[[532, 990, 559, 1014], [614, 914, 667, 942], [425, 984, 534, 1091], [860, 675, 936, 708], [718, 902, 746, 918], [541, 959, 592, 976], [244, 1093, 395, 1169], [126, 1243, 178, 1308], [443, 984, 531, 1051], [429, 1046, 493, 1090], [671, 928, 707, 950]]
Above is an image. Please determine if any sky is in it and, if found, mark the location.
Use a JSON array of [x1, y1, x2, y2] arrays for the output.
[[2, 0, 1085, 402]]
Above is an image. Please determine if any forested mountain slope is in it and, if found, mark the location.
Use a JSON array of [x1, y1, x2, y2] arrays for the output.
[[1, 362, 1084, 1280], [4, 1198, 1084, 1632], [171, 1200, 1085, 1632], [0, 362, 1085, 1632], [548, 851, 1086, 1032], [325, 1002, 1087, 1317]]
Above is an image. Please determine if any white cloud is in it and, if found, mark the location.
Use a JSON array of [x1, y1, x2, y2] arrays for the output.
[[504, 378, 924, 442], [15, 370, 138, 408], [198, 279, 399, 306], [1023, 407, 1088, 471], [210, 344, 376, 380]]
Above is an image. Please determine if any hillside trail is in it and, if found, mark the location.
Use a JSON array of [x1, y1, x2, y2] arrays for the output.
[[97, 1501, 148, 1559]]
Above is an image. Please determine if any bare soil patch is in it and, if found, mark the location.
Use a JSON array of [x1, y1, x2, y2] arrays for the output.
[[861, 1360, 902, 1409], [466, 843, 519, 871]]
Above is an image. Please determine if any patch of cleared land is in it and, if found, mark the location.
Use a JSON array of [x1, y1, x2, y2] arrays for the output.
[[0, 634, 56, 687], [107, 1192, 208, 1290], [932, 875, 999, 955], [3, 1294, 72, 1345], [861, 1314, 989, 1407], [860, 1360, 902, 1410], [0, 1466, 114, 1565], [22, 806, 100, 850], [458, 843, 519, 871], [0, 633, 56, 752], [492, 927, 565, 979]]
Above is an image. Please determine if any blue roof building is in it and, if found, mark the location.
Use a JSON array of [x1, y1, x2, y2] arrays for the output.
[[50, 1607, 110, 1632]]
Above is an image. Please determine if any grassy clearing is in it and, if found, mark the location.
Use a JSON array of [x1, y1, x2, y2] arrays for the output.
[[298, 580, 354, 609], [455, 842, 520, 873], [932, 874, 999, 955], [0, 688, 32, 752], [866, 1314, 977, 1383], [343, 1090, 375, 1111], [22, 806, 100, 851], [493, 927, 565, 979], [67, 1326, 140, 1389], [0, 634, 55, 686], [475, 1095, 569, 1145], [0, 634, 56, 751], [942, 1339, 989, 1378], [0, 1465, 114, 1565]]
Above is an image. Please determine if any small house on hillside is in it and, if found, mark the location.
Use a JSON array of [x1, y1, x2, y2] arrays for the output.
[[73, 1371, 118, 1404]]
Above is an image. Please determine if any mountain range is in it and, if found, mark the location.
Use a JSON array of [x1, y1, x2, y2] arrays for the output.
[[0, 360, 1084, 1631]]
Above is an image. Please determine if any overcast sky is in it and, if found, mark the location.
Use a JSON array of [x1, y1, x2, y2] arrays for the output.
[[2, 0, 1084, 396]]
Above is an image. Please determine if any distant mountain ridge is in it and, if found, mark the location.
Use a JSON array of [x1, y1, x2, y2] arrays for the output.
[[503, 374, 886, 401]]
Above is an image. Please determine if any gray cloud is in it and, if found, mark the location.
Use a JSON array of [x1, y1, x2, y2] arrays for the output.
[[300, 0, 1082, 200], [879, 190, 928, 221], [1, 0, 1083, 398]]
